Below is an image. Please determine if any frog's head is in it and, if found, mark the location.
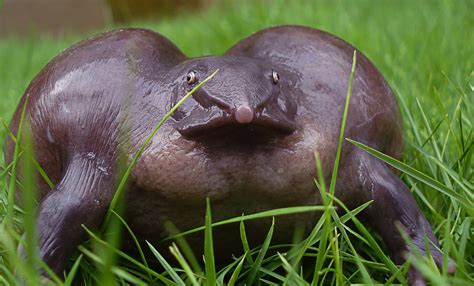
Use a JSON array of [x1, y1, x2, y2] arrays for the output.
[[169, 56, 297, 140]]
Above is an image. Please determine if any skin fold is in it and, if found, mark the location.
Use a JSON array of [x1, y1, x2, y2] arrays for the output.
[[5, 25, 453, 284]]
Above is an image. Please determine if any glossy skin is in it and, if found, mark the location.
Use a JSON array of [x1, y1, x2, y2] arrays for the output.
[[5, 26, 452, 284]]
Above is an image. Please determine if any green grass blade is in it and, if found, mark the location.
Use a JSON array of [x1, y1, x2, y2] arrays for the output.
[[1, 121, 54, 189], [227, 254, 246, 286], [312, 153, 330, 286], [246, 217, 275, 286], [19, 129, 39, 286], [326, 193, 405, 283], [313, 51, 356, 286], [165, 221, 203, 274], [169, 243, 200, 286], [111, 210, 151, 278], [111, 267, 146, 285], [204, 198, 216, 286], [79, 245, 147, 285], [239, 220, 254, 264], [146, 241, 184, 285], [64, 254, 83, 286], [328, 50, 357, 196], [277, 252, 310, 286], [166, 205, 326, 240], [82, 225, 175, 285], [5, 96, 29, 225], [330, 208, 372, 284]]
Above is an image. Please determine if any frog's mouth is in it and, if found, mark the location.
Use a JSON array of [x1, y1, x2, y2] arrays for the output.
[[174, 103, 296, 141]]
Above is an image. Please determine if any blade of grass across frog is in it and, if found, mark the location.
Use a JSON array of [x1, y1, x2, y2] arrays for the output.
[[20, 130, 39, 285], [146, 241, 185, 285], [312, 50, 358, 286], [346, 138, 474, 217], [104, 69, 220, 227], [204, 198, 216, 286], [82, 225, 175, 285], [2, 119, 55, 189], [169, 243, 200, 286], [246, 217, 274, 286], [165, 205, 327, 240], [97, 182, 125, 285], [6, 94, 28, 225], [328, 50, 357, 196], [111, 210, 151, 279]]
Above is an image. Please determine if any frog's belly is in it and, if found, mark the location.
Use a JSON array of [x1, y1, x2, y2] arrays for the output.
[[126, 125, 340, 254], [123, 186, 322, 259]]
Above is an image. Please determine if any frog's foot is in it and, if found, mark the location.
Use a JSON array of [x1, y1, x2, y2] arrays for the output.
[[17, 154, 116, 276], [356, 153, 455, 285]]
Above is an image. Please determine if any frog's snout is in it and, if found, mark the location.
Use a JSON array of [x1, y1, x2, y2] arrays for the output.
[[174, 99, 296, 140], [234, 105, 254, 124]]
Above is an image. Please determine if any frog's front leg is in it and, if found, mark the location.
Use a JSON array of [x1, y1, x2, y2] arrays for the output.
[[354, 152, 455, 285], [18, 153, 117, 275]]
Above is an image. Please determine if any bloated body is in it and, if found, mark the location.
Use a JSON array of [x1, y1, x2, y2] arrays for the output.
[[5, 26, 450, 284]]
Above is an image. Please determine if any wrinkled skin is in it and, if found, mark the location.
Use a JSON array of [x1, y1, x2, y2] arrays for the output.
[[5, 26, 453, 284]]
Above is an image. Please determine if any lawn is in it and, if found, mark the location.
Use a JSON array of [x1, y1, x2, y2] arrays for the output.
[[0, 0, 472, 285]]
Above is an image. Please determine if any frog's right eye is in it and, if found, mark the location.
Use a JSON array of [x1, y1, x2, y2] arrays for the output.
[[186, 71, 198, 85], [271, 70, 280, 84]]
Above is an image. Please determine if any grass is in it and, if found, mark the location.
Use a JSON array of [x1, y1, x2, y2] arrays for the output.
[[0, 0, 473, 285]]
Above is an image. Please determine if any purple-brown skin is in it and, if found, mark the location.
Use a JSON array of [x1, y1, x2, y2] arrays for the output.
[[5, 26, 454, 284]]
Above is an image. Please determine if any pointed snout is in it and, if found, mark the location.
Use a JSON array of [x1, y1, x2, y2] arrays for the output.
[[234, 105, 254, 124]]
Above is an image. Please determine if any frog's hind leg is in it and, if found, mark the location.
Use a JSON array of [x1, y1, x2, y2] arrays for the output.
[[21, 152, 117, 275], [356, 152, 455, 285]]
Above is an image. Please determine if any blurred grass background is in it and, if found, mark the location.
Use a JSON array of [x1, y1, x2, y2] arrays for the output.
[[0, 0, 472, 284]]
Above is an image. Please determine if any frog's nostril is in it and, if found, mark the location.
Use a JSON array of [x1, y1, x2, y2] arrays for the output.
[[235, 105, 254, 124]]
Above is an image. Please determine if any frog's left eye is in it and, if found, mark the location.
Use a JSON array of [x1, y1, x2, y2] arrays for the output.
[[186, 71, 198, 85], [272, 70, 280, 84]]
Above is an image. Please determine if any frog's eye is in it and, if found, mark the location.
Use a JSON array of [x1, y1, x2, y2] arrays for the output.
[[186, 71, 198, 85], [271, 70, 280, 84]]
